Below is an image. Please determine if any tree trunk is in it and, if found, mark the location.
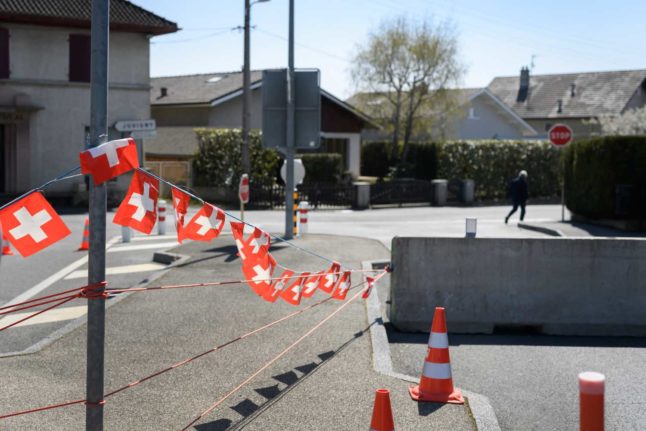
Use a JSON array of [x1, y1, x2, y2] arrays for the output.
[[400, 94, 417, 164], [390, 91, 402, 164]]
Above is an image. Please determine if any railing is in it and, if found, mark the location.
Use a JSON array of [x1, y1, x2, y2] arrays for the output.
[[370, 180, 433, 206]]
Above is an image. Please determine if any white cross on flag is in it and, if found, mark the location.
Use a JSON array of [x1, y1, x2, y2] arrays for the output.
[[241, 253, 277, 297], [171, 187, 191, 243], [280, 271, 309, 306], [113, 170, 159, 234], [230, 221, 271, 264], [0, 192, 71, 257], [263, 269, 295, 303], [318, 261, 341, 294], [182, 203, 225, 242], [332, 271, 352, 300], [301, 271, 324, 298], [80, 138, 139, 185]]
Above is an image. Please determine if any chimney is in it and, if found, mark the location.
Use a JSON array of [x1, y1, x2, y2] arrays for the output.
[[570, 83, 576, 97], [516, 66, 530, 102], [160, 87, 168, 98], [557, 99, 563, 113]]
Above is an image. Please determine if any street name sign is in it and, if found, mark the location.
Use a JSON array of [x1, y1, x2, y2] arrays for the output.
[[115, 119, 156, 132]]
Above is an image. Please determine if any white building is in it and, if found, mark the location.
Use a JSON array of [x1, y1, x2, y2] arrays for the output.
[[0, 1, 177, 201]]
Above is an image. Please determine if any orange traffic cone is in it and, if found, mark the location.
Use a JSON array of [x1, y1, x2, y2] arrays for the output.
[[409, 307, 464, 404], [77, 218, 90, 251], [2, 234, 13, 256], [370, 389, 395, 431]]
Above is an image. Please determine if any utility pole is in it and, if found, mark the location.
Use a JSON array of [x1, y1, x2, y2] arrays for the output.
[[86, 0, 109, 430], [284, 0, 295, 239], [242, 0, 252, 174]]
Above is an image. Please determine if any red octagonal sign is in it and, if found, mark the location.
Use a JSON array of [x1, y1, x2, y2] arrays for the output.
[[548, 124, 573, 147]]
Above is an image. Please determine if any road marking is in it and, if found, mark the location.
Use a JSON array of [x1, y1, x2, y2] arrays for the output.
[[0, 306, 87, 328], [107, 242, 178, 253], [131, 234, 177, 242], [63, 263, 167, 280], [1, 236, 121, 310]]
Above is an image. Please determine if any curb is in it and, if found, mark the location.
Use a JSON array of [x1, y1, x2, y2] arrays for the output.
[[0, 247, 190, 359], [517, 222, 564, 237], [362, 259, 501, 431]]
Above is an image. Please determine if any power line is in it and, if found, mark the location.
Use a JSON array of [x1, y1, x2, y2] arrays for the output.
[[255, 28, 351, 63]]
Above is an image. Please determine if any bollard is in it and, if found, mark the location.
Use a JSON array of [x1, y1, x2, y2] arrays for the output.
[[158, 199, 167, 235], [298, 201, 309, 235], [465, 217, 477, 238], [293, 191, 299, 237], [579, 371, 604, 431], [121, 225, 132, 243]]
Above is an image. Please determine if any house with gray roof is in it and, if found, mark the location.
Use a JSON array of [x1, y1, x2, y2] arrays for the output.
[[0, 0, 177, 200], [487, 68, 646, 138], [147, 71, 377, 186]]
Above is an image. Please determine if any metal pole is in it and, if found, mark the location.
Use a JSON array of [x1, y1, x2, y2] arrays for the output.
[[561, 148, 566, 222], [86, 0, 109, 429], [284, 0, 295, 239], [241, 0, 251, 174]]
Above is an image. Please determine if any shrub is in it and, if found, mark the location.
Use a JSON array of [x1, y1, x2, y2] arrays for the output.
[[437, 140, 560, 199], [563, 136, 646, 219], [298, 153, 343, 183], [399, 142, 438, 180], [361, 141, 391, 178], [193, 128, 280, 187]]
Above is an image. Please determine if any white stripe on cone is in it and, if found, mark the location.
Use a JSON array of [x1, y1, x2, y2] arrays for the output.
[[422, 361, 452, 380], [428, 331, 449, 349]]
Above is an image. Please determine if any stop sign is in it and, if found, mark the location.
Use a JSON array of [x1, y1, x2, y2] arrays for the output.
[[548, 124, 573, 147], [238, 174, 250, 204]]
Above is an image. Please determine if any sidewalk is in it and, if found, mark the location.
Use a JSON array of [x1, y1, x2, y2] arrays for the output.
[[0, 235, 478, 430]]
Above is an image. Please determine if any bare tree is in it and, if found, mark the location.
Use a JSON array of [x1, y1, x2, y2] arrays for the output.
[[351, 16, 464, 165], [588, 106, 646, 136]]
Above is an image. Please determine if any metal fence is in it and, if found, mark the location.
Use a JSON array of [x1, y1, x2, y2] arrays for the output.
[[370, 180, 433, 206], [247, 182, 354, 209]]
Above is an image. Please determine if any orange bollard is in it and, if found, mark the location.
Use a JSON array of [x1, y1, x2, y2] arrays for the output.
[[579, 371, 604, 431], [369, 389, 395, 431], [409, 307, 464, 404], [77, 218, 90, 251]]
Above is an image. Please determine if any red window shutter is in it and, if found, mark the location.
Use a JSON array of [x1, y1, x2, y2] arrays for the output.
[[69, 34, 91, 83], [0, 28, 9, 79]]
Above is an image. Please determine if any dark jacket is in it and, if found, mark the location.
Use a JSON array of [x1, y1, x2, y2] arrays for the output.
[[509, 176, 528, 203]]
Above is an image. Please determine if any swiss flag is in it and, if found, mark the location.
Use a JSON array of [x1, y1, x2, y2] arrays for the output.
[[113, 170, 159, 234], [318, 261, 341, 294], [182, 203, 225, 242], [362, 276, 376, 299], [263, 269, 295, 303], [171, 187, 191, 243], [241, 253, 277, 297], [331, 271, 352, 300], [230, 221, 270, 262], [280, 271, 309, 306], [301, 271, 323, 298], [80, 138, 139, 185], [0, 192, 71, 257]]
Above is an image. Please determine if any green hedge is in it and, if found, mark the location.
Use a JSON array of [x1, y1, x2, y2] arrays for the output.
[[298, 153, 343, 183], [361, 141, 391, 178], [437, 140, 561, 199], [193, 128, 280, 187], [563, 136, 646, 219]]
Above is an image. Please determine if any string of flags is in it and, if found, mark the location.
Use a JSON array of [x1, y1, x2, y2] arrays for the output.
[[0, 138, 380, 303]]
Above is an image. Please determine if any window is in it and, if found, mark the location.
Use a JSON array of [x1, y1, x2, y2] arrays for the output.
[[69, 34, 91, 82], [544, 122, 553, 132], [468, 107, 479, 119], [0, 28, 9, 79]]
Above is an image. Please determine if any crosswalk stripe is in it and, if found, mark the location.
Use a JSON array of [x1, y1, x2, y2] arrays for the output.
[[0, 306, 87, 328], [107, 242, 178, 253], [131, 234, 178, 242], [63, 263, 167, 280]]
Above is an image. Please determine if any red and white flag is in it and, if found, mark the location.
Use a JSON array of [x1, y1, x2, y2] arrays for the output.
[[301, 271, 324, 298], [362, 276, 376, 299], [230, 221, 271, 262], [182, 203, 225, 242], [113, 170, 159, 234], [241, 253, 277, 297], [263, 269, 295, 303], [171, 187, 191, 243], [318, 261, 341, 294], [280, 271, 309, 306], [331, 271, 352, 300], [0, 192, 71, 257], [80, 138, 139, 185]]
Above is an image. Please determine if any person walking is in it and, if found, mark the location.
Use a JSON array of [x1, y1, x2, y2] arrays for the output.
[[505, 170, 528, 223]]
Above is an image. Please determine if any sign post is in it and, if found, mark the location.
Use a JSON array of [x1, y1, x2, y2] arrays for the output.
[[548, 124, 573, 222], [239, 174, 250, 223]]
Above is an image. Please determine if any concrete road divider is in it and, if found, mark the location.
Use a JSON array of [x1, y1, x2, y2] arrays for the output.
[[390, 237, 646, 336]]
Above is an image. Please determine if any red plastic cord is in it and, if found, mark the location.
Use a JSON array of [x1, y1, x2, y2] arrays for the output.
[[0, 296, 77, 332]]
